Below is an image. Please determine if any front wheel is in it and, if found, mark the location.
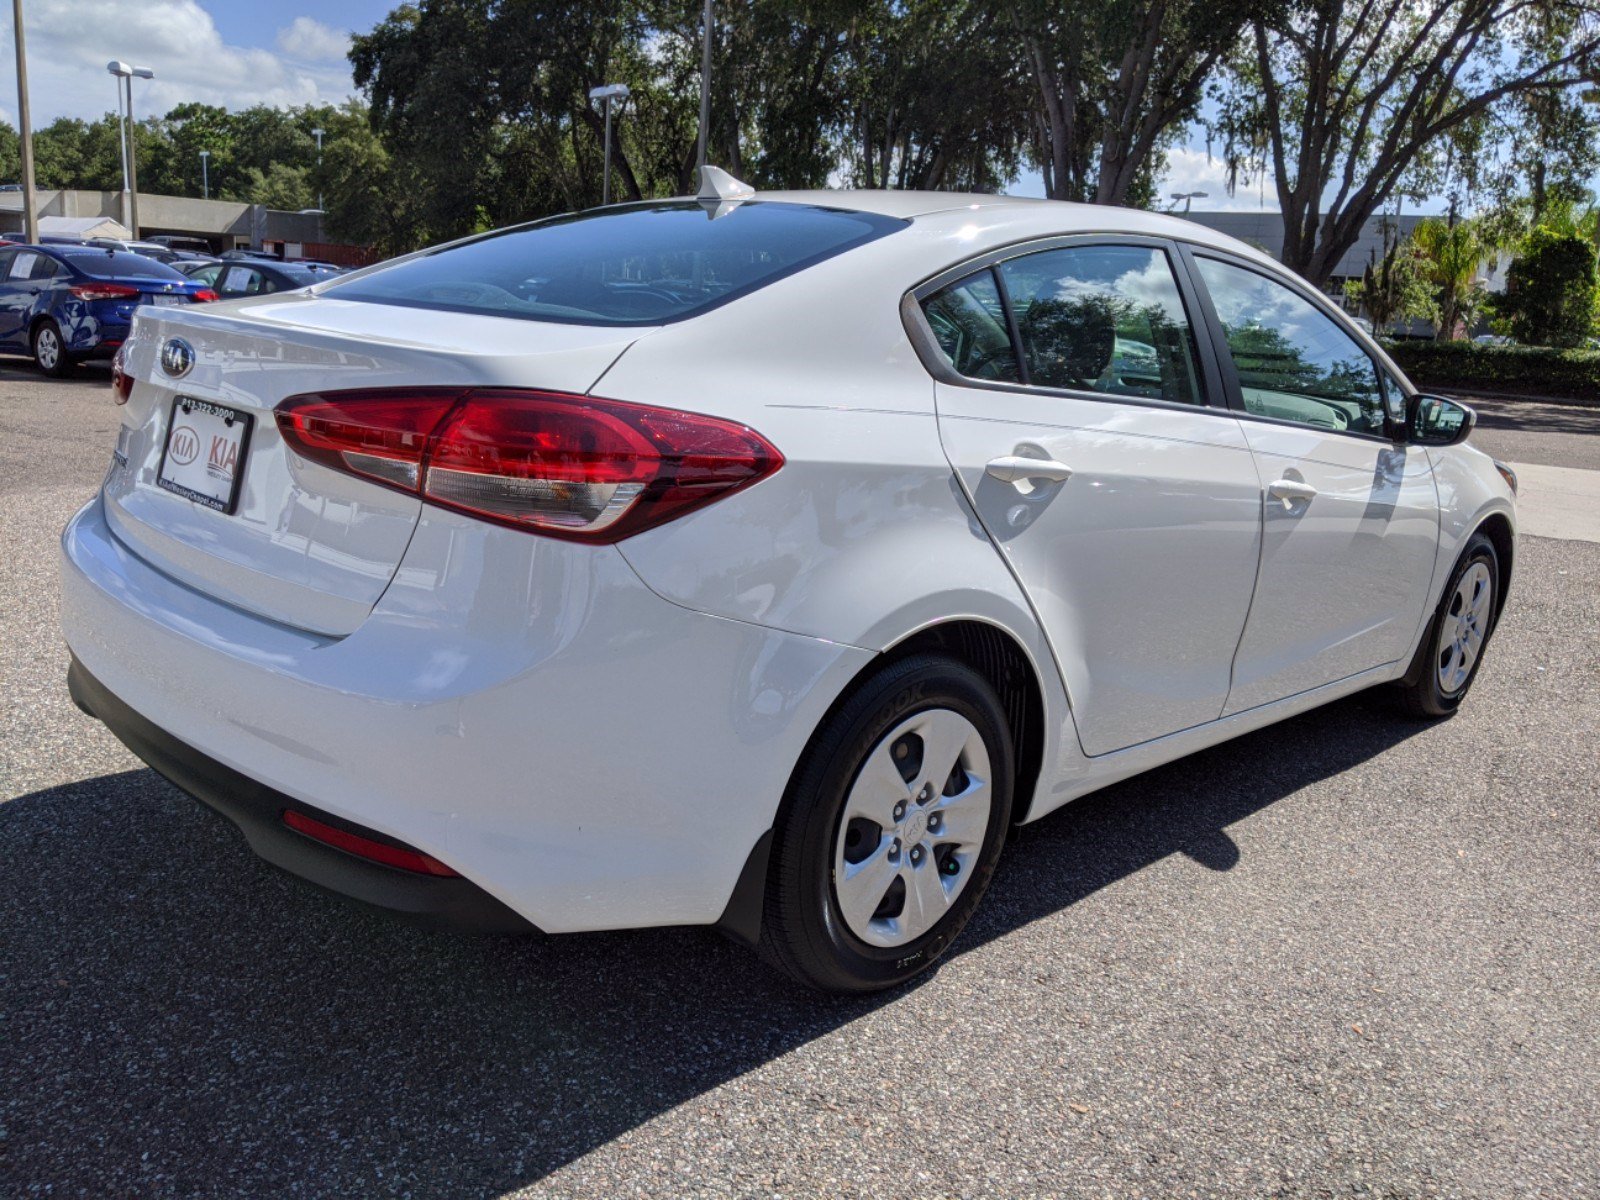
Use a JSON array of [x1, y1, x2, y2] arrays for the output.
[[1391, 532, 1500, 718], [32, 320, 72, 378], [759, 655, 1014, 992]]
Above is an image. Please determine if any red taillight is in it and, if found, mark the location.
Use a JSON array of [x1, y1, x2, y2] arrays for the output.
[[111, 344, 133, 403], [275, 389, 782, 542], [192, 289, 219, 303], [69, 282, 140, 301], [282, 809, 460, 877]]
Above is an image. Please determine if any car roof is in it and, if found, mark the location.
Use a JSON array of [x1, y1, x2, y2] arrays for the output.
[[750, 189, 1044, 219], [695, 189, 1283, 271]]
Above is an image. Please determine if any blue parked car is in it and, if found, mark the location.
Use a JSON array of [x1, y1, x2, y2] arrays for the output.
[[0, 244, 217, 377]]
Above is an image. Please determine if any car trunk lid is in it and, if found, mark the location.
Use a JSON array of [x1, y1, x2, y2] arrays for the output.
[[103, 294, 647, 636]]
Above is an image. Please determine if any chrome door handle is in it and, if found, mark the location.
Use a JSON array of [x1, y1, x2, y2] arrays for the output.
[[1267, 478, 1318, 509], [985, 456, 1073, 486]]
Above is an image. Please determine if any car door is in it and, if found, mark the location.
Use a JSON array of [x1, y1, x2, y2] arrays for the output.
[[1183, 251, 1439, 713], [918, 239, 1264, 756], [0, 249, 29, 346]]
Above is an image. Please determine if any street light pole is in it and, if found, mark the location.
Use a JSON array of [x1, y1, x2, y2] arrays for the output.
[[697, 0, 712, 174], [12, 0, 39, 244], [125, 66, 152, 238], [311, 127, 324, 211], [1170, 190, 1208, 215], [108, 62, 132, 232], [587, 84, 629, 206], [200, 149, 210, 200]]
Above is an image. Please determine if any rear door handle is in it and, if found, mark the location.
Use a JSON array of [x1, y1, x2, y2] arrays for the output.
[[986, 456, 1073, 486], [1267, 478, 1318, 509]]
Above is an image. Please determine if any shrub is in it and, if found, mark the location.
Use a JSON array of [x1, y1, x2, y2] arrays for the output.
[[1382, 340, 1600, 402], [1496, 227, 1600, 349]]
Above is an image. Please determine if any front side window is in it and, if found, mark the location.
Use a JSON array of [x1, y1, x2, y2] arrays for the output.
[[921, 270, 1020, 383], [1194, 256, 1385, 435], [997, 245, 1204, 404]]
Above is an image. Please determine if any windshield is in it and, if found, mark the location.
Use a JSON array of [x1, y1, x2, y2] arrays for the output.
[[57, 249, 187, 280], [274, 264, 321, 286], [325, 201, 907, 326]]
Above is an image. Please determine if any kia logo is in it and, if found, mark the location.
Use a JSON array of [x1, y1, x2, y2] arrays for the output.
[[161, 338, 195, 378], [168, 425, 200, 466]]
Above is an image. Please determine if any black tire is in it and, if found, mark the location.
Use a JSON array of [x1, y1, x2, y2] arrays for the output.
[[759, 654, 1014, 992], [1390, 532, 1500, 718], [31, 320, 72, 378]]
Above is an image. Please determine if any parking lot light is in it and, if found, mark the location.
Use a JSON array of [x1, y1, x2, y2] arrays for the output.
[[588, 83, 630, 206]]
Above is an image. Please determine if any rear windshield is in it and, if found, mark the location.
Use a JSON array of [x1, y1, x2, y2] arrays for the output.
[[274, 263, 321, 286], [325, 201, 907, 326], [56, 248, 186, 280]]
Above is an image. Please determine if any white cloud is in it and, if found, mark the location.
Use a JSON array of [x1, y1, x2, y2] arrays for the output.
[[276, 16, 352, 64], [0, 0, 355, 126], [1155, 146, 1276, 213]]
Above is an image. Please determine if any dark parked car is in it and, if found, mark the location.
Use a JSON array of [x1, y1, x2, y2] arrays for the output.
[[179, 258, 340, 298], [0, 244, 217, 376]]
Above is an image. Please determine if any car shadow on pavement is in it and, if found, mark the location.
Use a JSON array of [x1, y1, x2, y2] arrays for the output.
[[1, 694, 1422, 1197]]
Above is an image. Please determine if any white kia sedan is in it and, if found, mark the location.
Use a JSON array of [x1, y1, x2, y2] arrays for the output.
[[61, 182, 1516, 991]]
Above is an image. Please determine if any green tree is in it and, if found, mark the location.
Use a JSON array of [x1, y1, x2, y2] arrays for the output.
[[1497, 225, 1600, 347], [0, 121, 19, 184], [1012, 0, 1278, 204], [30, 115, 124, 190], [239, 162, 314, 210], [1412, 217, 1502, 340], [1345, 234, 1437, 334], [842, 0, 1031, 190], [1216, 0, 1600, 286]]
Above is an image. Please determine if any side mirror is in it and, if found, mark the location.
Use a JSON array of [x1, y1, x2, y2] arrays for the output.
[[1408, 394, 1476, 447]]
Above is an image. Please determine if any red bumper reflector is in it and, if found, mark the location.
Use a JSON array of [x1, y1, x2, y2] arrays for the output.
[[282, 809, 460, 877]]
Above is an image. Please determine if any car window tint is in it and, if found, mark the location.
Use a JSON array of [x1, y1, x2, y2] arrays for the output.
[[996, 245, 1204, 404], [31, 255, 62, 280], [1195, 256, 1385, 435], [56, 249, 187, 280], [8, 252, 40, 280], [0, 250, 14, 277], [326, 201, 907, 326], [922, 271, 1020, 383]]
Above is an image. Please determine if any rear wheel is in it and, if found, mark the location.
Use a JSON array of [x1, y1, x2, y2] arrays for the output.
[[1391, 532, 1500, 718], [759, 655, 1013, 992], [32, 320, 72, 377]]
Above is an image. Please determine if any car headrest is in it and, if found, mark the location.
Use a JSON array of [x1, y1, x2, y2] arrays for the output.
[[1020, 297, 1117, 386]]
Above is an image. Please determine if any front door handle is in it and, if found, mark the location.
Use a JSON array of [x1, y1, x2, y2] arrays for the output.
[[1267, 478, 1318, 509], [986, 456, 1073, 486]]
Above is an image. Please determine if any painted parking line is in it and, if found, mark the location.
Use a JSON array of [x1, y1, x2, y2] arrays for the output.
[[1507, 462, 1600, 543]]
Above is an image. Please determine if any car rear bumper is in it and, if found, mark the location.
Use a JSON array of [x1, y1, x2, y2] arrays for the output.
[[67, 655, 535, 932], [59, 493, 872, 934]]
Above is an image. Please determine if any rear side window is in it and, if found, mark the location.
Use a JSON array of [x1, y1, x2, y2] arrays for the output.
[[998, 246, 1203, 405], [56, 249, 186, 280], [327, 201, 906, 326], [922, 271, 1020, 382]]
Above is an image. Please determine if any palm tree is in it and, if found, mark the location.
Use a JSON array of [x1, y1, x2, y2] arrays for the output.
[[1412, 217, 1499, 341]]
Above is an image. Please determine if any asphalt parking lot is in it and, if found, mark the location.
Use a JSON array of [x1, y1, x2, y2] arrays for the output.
[[3, 363, 1597, 1198]]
